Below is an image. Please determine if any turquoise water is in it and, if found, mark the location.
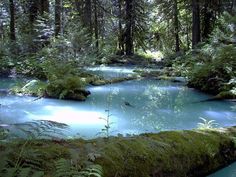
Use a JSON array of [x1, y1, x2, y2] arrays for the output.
[[0, 67, 236, 175], [208, 162, 236, 177], [0, 75, 236, 138]]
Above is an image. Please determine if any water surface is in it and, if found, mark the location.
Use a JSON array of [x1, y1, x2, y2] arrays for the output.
[[208, 162, 236, 177], [1, 67, 236, 175], [0, 72, 235, 138]]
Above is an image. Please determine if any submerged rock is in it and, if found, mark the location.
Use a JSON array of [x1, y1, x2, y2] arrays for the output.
[[0, 89, 9, 95], [124, 101, 135, 108]]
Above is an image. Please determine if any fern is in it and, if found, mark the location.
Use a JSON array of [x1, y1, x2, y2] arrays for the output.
[[55, 158, 80, 177], [0, 166, 44, 177], [78, 165, 103, 177], [55, 158, 103, 177], [197, 117, 218, 129], [7, 120, 69, 140]]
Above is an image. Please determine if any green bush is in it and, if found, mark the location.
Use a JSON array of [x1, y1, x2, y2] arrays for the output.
[[188, 45, 236, 94], [46, 75, 86, 99], [187, 13, 236, 97]]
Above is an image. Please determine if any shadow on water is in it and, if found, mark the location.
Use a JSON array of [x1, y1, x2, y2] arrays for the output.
[[207, 162, 236, 177], [1, 67, 235, 176], [0, 67, 236, 139]]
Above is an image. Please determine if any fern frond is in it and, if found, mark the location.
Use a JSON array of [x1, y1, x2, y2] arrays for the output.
[[78, 165, 103, 177]]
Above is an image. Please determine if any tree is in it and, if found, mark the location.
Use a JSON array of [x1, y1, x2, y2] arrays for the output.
[[192, 0, 201, 48], [39, 0, 49, 15], [9, 0, 16, 41], [124, 0, 134, 55], [28, 0, 39, 30], [173, 0, 180, 52], [117, 0, 125, 55], [83, 0, 92, 34], [93, 0, 99, 53], [55, 0, 61, 36]]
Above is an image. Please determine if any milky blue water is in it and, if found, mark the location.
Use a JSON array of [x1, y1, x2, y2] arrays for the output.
[[0, 66, 236, 175], [0, 67, 236, 138]]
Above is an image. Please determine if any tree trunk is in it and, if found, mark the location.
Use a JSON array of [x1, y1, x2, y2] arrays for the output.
[[83, 0, 92, 33], [39, 0, 49, 15], [125, 0, 133, 55], [93, 0, 99, 53], [54, 0, 61, 36], [173, 0, 180, 52], [9, 0, 16, 41], [192, 0, 201, 48], [29, 0, 38, 27], [118, 0, 124, 55], [202, 1, 213, 40]]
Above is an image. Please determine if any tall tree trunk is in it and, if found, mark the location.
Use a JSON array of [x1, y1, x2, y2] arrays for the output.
[[54, 0, 61, 36], [125, 0, 133, 55], [0, 21, 3, 40], [93, 0, 99, 53], [61, 0, 64, 34], [39, 0, 49, 15], [9, 0, 16, 41], [29, 0, 38, 28], [118, 0, 124, 55], [83, 0, 92, 34], [192, 0, 201, 48], [202, 1, 213, 40], [173, 0, 180, 52]]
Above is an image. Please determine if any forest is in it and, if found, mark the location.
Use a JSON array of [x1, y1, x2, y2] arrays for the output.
[[0, 0, 236, 177]]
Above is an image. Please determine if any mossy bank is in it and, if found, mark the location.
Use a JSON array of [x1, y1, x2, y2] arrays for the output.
[[1, 127, 236, 177]]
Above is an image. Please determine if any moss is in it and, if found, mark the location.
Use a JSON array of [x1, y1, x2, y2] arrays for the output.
[[90, 76, 138, 86], [216, 91, 236, 99], [94, 129, 236, 177], [1, 127, 236, 177], [10, 76, 91, 101]]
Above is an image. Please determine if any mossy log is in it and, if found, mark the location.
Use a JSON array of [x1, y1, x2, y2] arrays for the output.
[[1, 127, 236, 177], [94, 128, 236, 177]]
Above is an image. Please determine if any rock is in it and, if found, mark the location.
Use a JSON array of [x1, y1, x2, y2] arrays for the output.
[[91, 79, 107, 86], [45, 89, 91, 101], [22, 80, 39, 89]]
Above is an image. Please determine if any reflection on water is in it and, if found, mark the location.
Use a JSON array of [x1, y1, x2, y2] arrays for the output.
[[86, 66, 136, 79], [86, 66, 161, 79], [0, 77, 236, 139]]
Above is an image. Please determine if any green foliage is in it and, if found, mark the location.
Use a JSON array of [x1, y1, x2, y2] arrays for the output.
[[98, 89, 118, 138], [185, 13, 236, 96], [0, 141, 44, 177], [78, 165, 103, 177], [10, 58, 90, 100], [46, 75, 86, 99], [55, 159, 103, 177], [55, 158, 79, 177], [0, 166, 44, 177], [188, 44, 236, 94]]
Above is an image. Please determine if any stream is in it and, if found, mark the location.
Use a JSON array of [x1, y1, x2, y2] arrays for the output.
[[0, 66, 236, 176]]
